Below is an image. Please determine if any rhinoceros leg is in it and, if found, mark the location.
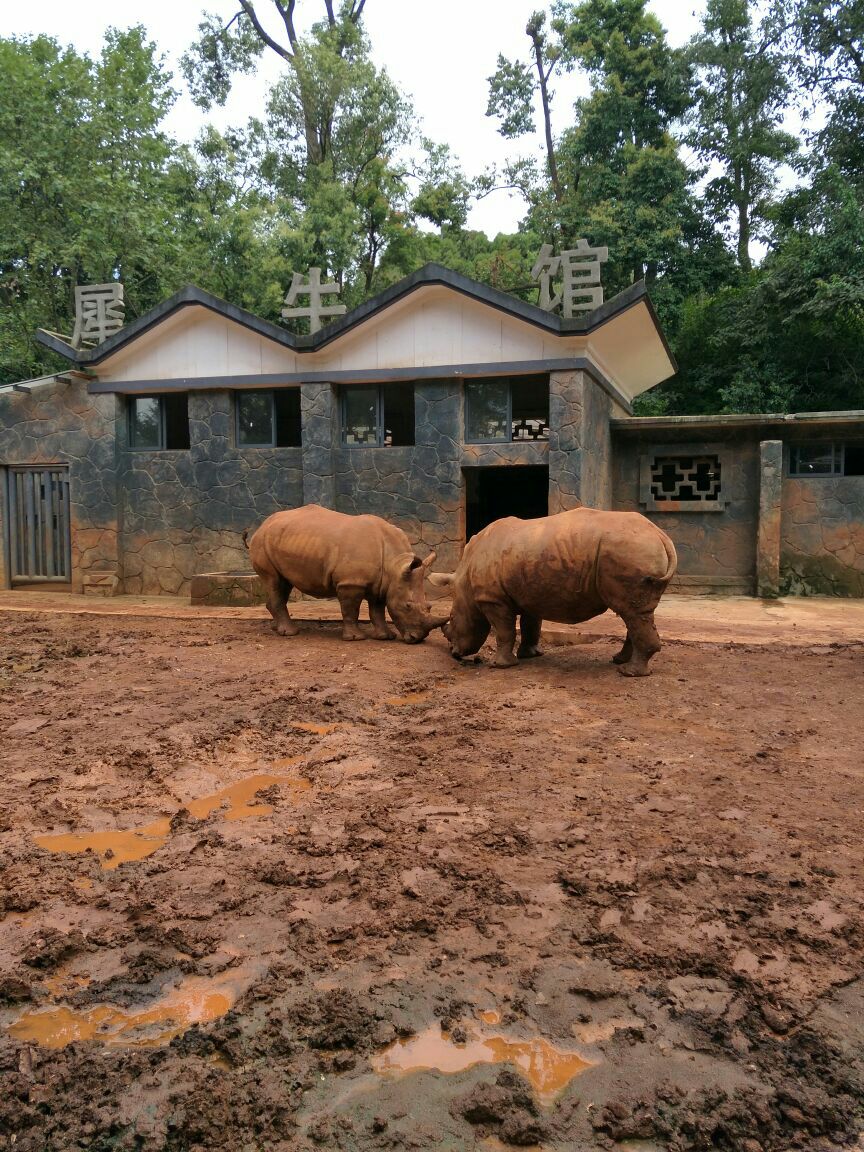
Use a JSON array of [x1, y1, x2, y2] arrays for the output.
[[336, 584, 368, 641], [368, 598, 398, 641], [479, 601, 518, 667], [264, 575, 299, 637], [611, 635, 633, 665], [517, 613, 543, 660], [616, 612, 661, 676]]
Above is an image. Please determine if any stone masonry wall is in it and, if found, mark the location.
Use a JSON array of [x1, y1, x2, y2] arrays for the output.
[[120, 391, 303, 595], [548, 370, 612, 513], [333, 380, 547, 571], [781, 475, 864, 596], [0, 378, 118, 591], [611, 434, 760, 584]]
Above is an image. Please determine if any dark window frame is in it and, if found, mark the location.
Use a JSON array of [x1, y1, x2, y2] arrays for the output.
[[235, 389, 302, 449], [128, 394, 190, 451], [340, 384, 415, 447], [464, 375, 550, 445], [789, 442, 844, 477]]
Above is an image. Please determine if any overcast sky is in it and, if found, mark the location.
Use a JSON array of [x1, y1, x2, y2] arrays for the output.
[[7, 1, 710, 235]]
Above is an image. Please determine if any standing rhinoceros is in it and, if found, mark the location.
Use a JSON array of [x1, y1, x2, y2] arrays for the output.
[[245, 505, 447, 644], [431, 508, 677, 674]]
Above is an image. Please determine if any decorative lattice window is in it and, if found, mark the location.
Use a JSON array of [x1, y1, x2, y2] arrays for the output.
[[639, 450, 727, 512]]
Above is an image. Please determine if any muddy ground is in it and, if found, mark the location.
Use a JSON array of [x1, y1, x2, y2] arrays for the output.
[[0, 608, 863, 1152]]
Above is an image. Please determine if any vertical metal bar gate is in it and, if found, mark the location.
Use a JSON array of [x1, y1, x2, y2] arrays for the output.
[[7, 466, 72, 583]]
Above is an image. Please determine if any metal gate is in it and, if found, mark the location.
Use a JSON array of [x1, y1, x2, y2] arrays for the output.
[[7, 467, 72, 583]]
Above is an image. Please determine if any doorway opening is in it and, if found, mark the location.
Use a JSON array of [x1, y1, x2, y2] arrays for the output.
[[464, 465, 549, 541]]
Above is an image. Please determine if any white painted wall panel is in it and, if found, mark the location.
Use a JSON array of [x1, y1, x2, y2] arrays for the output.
[[98, 307, 298, 382], [92, 287, 673, 399]]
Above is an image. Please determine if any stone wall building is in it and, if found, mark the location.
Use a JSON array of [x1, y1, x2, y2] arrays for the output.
[[1, 264, 863, 598]]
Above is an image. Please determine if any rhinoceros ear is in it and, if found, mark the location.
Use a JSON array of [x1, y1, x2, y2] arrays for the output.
[[427, 572, 455, 588], [395, 553, 424, 581]]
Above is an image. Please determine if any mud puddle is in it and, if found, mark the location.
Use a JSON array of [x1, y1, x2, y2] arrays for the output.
[[10, 964, 258, 1050], [372, 1023, 591, 1103], [34, 760, 311, 869], [385, 691, 430, 706]]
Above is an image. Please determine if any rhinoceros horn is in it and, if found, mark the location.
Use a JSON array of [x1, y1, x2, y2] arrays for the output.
[[427, 572, 455, 588]]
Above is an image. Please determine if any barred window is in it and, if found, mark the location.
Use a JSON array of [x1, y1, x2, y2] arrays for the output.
[[341, 385, 415, 447], [464, 376, 549, 443], [650, 455, 722, 503]]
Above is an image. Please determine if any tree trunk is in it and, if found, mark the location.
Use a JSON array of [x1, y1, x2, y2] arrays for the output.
[[529, 29, 562, 204], [737, 171, 752, 272]]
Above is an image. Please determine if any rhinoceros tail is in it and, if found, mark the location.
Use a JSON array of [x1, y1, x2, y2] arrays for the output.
[[642, 532, 677, 587], [661, 534, 678, 583]]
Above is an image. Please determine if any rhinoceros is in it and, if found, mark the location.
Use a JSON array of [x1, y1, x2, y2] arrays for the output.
[[431, 508, 677, 673], [244, 505, 447, 643]]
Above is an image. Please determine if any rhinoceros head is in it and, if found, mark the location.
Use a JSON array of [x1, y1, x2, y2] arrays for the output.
[[428, 573, 491, 659], [386, 551, 448, 643]]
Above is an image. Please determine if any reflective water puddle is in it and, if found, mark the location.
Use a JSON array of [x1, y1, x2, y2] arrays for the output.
[[10, 966, 253, 1050], [373, 1025, 591, 1103], [35, 760, 310, 869]]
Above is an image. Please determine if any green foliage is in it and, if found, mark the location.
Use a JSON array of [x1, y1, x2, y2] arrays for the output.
[[2, 0, 864, 419], [686, 0, 798, 270], [0, 29, 202, 382], [487, 54, 537, 138]]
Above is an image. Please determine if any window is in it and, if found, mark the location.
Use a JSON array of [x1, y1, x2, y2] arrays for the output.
[[650, 454, 722, 503], [464, 376, 549, 443], [236, 390, 301, 447], [129, 395, 190, 450], [639, 449, 727, 512], [341, 384, 415, 446], [789, 442, 864, 477]]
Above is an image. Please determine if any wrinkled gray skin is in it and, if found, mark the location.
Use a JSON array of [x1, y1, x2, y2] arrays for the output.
[[247, 505, 447, 643], [432, 508, 677, 673]]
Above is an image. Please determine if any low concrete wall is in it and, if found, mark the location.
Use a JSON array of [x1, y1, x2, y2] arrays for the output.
[[612, 435, 759, 589], [781, 476, 864, 596]]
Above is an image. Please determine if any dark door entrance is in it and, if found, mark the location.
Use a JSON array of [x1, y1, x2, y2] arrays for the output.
[[7, 466, 72, 583], [464, 465, 549, 541]]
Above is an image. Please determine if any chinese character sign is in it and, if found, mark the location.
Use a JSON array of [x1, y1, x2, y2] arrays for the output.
[[281, 268, 347, 334], [71, 283, 125, 348], [531, 240, 609, 317]]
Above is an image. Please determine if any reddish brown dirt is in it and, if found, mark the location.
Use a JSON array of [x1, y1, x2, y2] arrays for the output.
[[1, 608, 863, 1151]]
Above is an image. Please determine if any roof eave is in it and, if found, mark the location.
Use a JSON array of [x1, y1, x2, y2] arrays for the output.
[[33, 267, 674, 374]]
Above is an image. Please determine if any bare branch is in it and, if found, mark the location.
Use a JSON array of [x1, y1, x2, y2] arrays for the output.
[[350, 0, 367, 23], [273, 0, 299, 49], [324, 0, 336, 26], [239, 0, 294, 59]]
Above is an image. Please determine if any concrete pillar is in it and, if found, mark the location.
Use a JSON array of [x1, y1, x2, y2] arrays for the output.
[[548, 369, 612, 513], [757, 439, 783, 598], [300, 381, 336, 507]]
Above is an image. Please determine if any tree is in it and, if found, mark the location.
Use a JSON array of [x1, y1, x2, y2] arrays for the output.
[[781, 0, 864, 176], [552, 0, 694, 286], [182, 1, 368, 169], [183, 2, 428, 295], [0, 29, 199, 382], [486, 10, 570, 204], [686, 0, 797, 272]]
